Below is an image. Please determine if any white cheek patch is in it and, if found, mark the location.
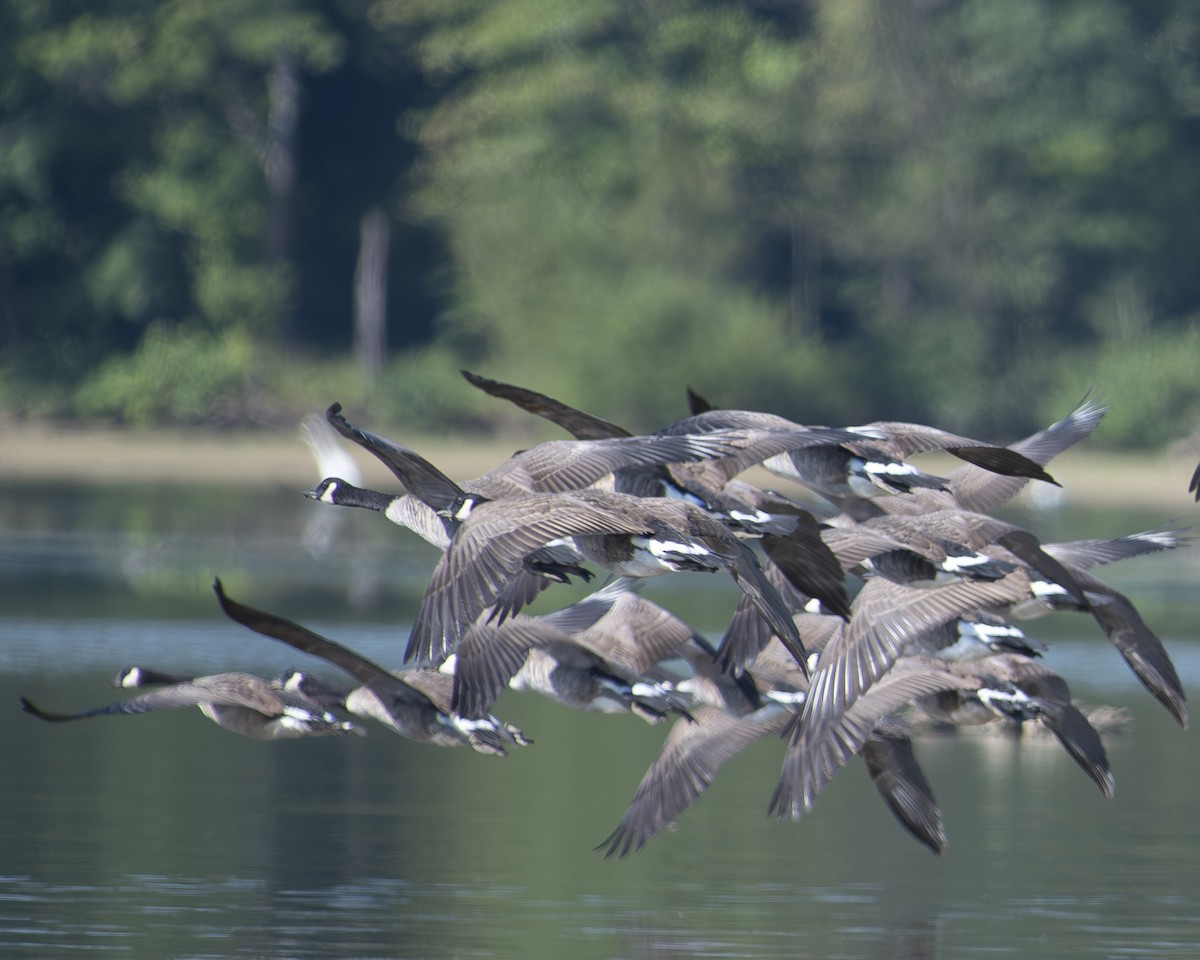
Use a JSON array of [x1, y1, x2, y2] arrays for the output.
[[764, 689, 807, 707], [320, 482, 339, 504]]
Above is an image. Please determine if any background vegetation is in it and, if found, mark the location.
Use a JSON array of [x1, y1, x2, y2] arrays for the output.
[[2, 0, 1199, 447]]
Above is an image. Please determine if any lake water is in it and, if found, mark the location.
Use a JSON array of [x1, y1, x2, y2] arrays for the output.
[[2, 480, 1199, 959]]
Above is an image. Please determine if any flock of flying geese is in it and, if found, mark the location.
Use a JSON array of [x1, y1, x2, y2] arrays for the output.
[[21, 373, 1195, 856]]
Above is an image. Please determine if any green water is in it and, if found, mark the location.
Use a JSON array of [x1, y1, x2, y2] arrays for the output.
[[2, 482, 1198, 958]]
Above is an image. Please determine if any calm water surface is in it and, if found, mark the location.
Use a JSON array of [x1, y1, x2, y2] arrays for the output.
[[2, 481, 1199, 959]]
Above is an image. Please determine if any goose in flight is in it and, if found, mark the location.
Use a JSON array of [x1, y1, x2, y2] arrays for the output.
[[212, 579, 530, 755], [21, 668, 361, 741]]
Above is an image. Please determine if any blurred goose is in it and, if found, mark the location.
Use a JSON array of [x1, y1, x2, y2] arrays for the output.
[[21, 669, 361, 741], [212, 579, 529, 755]]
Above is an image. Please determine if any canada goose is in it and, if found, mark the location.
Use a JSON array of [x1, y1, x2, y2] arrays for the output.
[[789, 572, 1033, 754], [909, 654, 1115, 798], [826, 509, 1188, 727], [449, 579, 698, 721], [457, 373, 854, 611], [880, 394, 1108, 516], [330, 394, 871, 641], [277, 666, 527, 756], [324, 401, 825, 505], [20, 670, 362, 741], [306, 475, 596, 625], [315, 403, 839, 626], [823, 509, 1087, 601], [769, 654, 1002, 821], [450, 618, 692, 723], [211, 579, 530, 755], [657, 406, 1058, 503], [998, 562, 1188, 730], [598, 637, 955, 857], [402, 489, 658, 664], [458, 369, 874, 492], [910, 612, 1046, 662], [406, 485, 810, 671], [655, 408, 946, 499], [905, 521, 1191, 729]]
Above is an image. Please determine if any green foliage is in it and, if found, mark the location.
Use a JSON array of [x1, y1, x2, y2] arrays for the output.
[[368, 345, 496, 431], [3, 0, 1200, 446], [1044, 321, 1200, 449], [73, 322, 259, 426]]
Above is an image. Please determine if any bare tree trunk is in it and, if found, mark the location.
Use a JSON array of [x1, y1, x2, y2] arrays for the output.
[[354, 207, 390, 380], [264, 48, 301, 341], [264, 49, 300, 262], [790, 218, 820, 339]]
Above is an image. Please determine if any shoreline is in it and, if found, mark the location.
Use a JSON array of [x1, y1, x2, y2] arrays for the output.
[[3, 420, 1198, 511]]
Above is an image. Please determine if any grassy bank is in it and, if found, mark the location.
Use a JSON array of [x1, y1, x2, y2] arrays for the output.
[[3, 418, 1198, 511]]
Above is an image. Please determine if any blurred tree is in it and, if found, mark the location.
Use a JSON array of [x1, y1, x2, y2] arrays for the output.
[[379, 0, 1200, 438], [374, 0, 858, 430], [0, 0, 343, 417], [2, 0, 1198, 439]]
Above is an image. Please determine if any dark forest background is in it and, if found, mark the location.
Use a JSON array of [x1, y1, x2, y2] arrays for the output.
[[2, 0, 1199, 447]]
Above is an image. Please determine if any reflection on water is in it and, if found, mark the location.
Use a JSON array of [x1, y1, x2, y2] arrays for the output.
[[3, 482, 1200, 958]]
